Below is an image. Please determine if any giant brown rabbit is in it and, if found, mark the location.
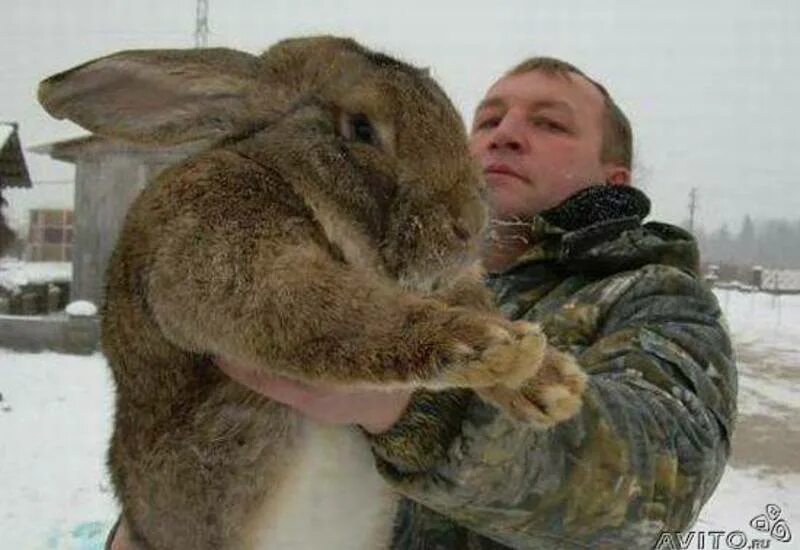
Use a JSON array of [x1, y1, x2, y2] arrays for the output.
[[38, 36, 586, 550]]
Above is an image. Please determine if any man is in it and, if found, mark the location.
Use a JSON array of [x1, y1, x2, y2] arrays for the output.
[[110, 58, 736, 549]]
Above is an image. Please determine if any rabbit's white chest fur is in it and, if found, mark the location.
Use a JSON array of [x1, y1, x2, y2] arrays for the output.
[[245, 421, 398, 550]]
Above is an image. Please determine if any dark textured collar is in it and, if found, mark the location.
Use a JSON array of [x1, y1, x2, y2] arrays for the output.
[[488, 184, 699, 281], [503, 185, 656, 269], [539, 184, 650, 231]]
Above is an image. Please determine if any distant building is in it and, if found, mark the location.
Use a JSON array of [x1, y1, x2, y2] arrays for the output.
[[2, 122, 74, 261], [0, 122, 32, 255], [2, 176, 74, 262], [31, 135, 202, 304], [760, 268, 800, 294]]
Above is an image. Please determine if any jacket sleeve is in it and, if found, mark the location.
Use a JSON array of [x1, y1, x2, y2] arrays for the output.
[[365, 265, 738, 549]]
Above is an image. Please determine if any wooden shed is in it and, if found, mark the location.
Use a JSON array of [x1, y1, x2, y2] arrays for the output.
[[30, 136, 204, 304]]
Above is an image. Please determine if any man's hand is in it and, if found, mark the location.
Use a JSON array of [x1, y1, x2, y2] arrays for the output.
[[215, 358, 413, 434], [106, 362, 412, 550]]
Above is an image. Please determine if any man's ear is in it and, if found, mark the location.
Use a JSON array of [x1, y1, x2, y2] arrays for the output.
[[604, 165, 631, 186], [38, 48, 259, 145]]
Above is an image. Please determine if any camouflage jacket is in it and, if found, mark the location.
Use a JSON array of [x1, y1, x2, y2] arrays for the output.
[[367, 185, 738, 549]]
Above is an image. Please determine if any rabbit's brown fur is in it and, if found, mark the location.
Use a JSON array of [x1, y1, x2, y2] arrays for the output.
[[39, 36, 586, 549]]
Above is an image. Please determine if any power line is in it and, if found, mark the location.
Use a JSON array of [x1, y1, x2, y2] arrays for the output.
[[195, 0, 209, 48], [688, 187, 698, 233]]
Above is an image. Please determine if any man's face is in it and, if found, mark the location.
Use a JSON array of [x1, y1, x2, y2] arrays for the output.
[[469, 69, 627, 220]]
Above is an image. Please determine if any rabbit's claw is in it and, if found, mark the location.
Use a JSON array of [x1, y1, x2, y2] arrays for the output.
[[477, 347, 587, 428], [431, 318, 547, 390]]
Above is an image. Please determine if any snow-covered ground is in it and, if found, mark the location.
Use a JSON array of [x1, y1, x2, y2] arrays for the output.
[[697, 289, 800, 549], [0, 352, 116, 550], [0, 289, 798, 549]]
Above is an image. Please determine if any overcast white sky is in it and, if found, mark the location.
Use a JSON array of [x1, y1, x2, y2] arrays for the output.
[[3, 0, 799, 231]]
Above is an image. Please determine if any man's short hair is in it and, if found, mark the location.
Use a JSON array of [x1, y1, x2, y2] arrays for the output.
[[506, 57, 633, 170]]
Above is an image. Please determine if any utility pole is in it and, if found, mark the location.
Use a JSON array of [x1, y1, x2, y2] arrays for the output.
[[688, 187, 698, 233], [195, 0, 209, 48]]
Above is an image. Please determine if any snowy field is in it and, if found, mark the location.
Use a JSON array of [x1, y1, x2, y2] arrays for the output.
[[694, 289, 800, 549], [1, 289, 798, 549]]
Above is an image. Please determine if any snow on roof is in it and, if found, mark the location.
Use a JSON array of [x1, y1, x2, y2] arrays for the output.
[[66, 300, 97, 316]]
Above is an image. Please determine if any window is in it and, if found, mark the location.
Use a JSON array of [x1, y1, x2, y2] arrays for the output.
[[28, 209, 73, 261]]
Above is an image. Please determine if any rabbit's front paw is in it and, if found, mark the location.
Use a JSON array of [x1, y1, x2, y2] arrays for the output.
[[477, 347, 587, 428], [431, 317, 548, 390]]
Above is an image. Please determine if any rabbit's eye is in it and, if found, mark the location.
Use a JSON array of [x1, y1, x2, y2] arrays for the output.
[[349, 113, 379, 146]]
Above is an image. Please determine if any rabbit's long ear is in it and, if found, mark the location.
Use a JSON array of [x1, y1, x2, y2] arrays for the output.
[[38, 48, 259, 145]]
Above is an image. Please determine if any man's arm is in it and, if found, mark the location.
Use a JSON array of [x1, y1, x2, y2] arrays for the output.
[[365, 264, 737, 548]]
